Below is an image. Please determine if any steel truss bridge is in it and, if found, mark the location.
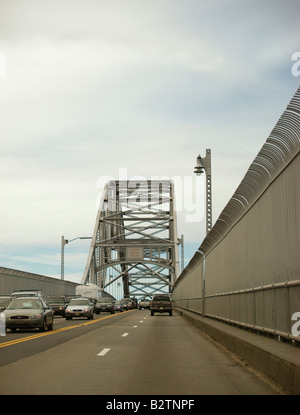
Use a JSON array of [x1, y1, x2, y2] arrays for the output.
[[81, 180, 180, 299]]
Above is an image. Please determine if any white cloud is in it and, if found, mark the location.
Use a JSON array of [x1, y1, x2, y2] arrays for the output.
[[0, 0, 299, 281]]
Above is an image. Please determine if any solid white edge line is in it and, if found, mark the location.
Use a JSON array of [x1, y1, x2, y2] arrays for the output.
[[97, 348, 111, 356]]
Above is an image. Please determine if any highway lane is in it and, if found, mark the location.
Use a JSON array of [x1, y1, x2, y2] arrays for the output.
[[0, 309, 285, 395], [0, 309, 134, 366]]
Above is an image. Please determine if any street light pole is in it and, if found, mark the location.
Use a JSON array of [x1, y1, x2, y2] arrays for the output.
[[194, 149, 212, 235], [61, 236, 66, 281], [61, 236, 92, 280], [178, 235, 184, 272]]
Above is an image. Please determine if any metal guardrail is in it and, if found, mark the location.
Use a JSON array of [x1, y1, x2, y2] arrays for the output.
[[175, 279, 300, 343], [173, 86, 300, 343]]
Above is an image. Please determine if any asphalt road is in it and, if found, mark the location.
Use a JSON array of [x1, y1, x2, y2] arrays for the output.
[[0, 309, 284, 395]]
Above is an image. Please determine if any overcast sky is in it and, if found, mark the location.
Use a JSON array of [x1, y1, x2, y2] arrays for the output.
[[0, 0, 299, 283]]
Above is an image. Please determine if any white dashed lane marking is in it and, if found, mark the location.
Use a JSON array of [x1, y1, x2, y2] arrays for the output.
[[97, 348, 111, 357], [97, 316, 148, 357]]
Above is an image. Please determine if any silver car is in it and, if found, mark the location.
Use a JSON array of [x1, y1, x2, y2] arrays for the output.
[[65, 298, 94, 320], [4, 297, 54, 332], [11, 290, 44, 299]]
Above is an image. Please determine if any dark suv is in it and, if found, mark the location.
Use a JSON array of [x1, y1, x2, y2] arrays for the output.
[[95, 298, 115, 314], [47, 295, 67, 317]]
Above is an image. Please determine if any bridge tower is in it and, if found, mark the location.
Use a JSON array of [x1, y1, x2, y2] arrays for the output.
[[81, 180, 180, 298]]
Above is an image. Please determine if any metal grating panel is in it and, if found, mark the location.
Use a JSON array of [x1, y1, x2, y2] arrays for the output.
[[200, 86, 300, 257]]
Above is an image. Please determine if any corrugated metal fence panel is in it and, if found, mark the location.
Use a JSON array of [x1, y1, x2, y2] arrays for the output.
[[0, 267, 77, 296], [173, 85, 300, 342]]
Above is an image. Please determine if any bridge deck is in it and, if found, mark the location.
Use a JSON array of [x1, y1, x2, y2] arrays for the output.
[[177, 307, 300, 395]]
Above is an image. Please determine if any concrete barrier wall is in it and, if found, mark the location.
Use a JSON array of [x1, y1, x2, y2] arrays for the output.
[[0, 267, 77, 297], [173, 86, 300, 342]]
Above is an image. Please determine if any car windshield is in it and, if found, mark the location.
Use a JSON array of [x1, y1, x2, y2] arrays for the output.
[[47, 297, 65, 303], [69, 299, 89, 306], [12, 293, 36, 298], [153, 295, 170, 300], [98, 299, 111, 303], [0, 298, 11, 306], [7, 299, 43, 310]]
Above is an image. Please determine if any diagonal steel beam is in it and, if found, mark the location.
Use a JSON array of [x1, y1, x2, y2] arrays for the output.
[[81, 180, 180, 299]]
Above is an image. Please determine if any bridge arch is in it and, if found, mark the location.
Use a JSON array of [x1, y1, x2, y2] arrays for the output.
[[82, 179, 180, 298]]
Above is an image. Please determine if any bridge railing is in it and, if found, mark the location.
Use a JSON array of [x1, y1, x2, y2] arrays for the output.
[[173, 86, 300, 343], [0, 267, 77, 297]]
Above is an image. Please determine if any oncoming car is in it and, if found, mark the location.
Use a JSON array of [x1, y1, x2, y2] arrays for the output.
[[65, 298, 94, 320], [4, 297, 54, 332], [121, 297, 133, 310], [114, 300, 123, 312], [95, 297, 115, 314], [46, 295, 67, 317]]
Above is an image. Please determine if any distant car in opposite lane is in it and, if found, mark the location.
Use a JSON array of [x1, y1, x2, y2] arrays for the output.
[[114, 300, 124, 312], [121, 298, 133, 310], [95, 297, 115, 314], [65, 298, 94, 320], [47, 295, 67, 317], [4, 297, 54, 332]]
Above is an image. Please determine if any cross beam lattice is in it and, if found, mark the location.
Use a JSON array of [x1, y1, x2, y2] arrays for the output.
[[81, 180, 180, 298]]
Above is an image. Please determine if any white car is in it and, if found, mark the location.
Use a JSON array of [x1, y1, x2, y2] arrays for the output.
[[65, 298, 94, 320], [11, 290, 44, 299]]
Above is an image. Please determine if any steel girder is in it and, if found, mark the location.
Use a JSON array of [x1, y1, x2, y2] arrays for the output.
[[81, 180, 180, 298]]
